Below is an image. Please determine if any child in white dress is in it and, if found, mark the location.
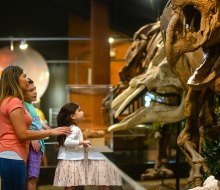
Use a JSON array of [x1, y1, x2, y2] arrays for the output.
[[53, 102, 122, 190]]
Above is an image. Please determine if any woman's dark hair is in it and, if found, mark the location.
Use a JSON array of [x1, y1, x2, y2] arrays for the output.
[[57, 102, 79, 146]]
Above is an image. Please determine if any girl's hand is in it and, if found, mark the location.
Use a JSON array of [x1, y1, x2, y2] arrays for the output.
[[50, 127, 71, 136], [31, 140, 41, 152], [82, 140, 91, 148]]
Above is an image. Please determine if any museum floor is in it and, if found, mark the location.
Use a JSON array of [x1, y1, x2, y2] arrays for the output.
[[37, 137, 189, 190], [37, 178, 189, 190], [139, 178, 188, 190]]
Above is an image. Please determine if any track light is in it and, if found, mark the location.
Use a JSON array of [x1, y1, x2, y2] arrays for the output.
[[108, 37, 114, 44], [10, 40, 14, 51], [19, 40, 28, 50]]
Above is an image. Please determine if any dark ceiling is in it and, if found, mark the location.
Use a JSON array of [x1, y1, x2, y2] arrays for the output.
[[0, 0, 169, 59], [0, 0, 169, 37], [59, 0, 169, 36]]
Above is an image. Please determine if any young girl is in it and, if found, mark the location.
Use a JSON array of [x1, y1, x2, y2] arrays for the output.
[[24, 78, 51, 190], [53, 102, 122, 190]]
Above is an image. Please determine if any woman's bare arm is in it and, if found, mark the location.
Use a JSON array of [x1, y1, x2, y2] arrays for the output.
[[10, 108, 70, 141]]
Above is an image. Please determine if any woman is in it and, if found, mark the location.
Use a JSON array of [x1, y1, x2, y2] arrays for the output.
[[0, 65, 70, 190]]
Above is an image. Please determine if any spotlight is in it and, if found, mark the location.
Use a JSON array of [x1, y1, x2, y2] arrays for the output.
[[19, 40, 28, 50], [108, 37, 114, 44], [10, 40, 14, 51]]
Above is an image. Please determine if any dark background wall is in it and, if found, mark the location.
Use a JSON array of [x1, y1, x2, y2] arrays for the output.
[[0, 0, 69, 120], [0, 0, 169, 120]]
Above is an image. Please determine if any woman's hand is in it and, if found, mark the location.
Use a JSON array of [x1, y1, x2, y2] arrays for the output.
[[50, 127, 71, 136]]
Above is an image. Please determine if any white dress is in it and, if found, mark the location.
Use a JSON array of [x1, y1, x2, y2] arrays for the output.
[[53, 125, 122, 187]]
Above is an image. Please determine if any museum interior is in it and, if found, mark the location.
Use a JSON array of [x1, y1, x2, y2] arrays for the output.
[[1, 0, 220, 190]]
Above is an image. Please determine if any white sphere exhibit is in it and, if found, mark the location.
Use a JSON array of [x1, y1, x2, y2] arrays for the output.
[[0, 46, 50, 99]]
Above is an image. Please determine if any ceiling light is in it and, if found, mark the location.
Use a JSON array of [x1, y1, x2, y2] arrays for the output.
[[19, 40, 28, 50], [108, 37, 114, 44], [10, 40, 14, 51]]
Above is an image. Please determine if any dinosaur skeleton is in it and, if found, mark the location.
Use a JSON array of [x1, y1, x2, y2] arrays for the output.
[[102, 22, 162, 114], [108, 43, 186, 179], [165, 0, 220, 188], [107, 21, 188, 179], [109, 44, 184, 132]]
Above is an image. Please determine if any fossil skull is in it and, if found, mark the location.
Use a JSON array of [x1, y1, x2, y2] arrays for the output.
[[166, 0, 220, 88]]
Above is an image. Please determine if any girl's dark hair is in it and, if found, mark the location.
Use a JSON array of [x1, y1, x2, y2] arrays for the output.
[[57, 102, 79, 146], [28, 78, 34, 84]]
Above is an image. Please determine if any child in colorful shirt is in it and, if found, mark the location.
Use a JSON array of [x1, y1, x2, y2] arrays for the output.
[[24, 78, 48, 190]]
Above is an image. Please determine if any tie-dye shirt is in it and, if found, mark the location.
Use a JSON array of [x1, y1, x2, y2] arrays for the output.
[[24, 102, 45, 153]]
